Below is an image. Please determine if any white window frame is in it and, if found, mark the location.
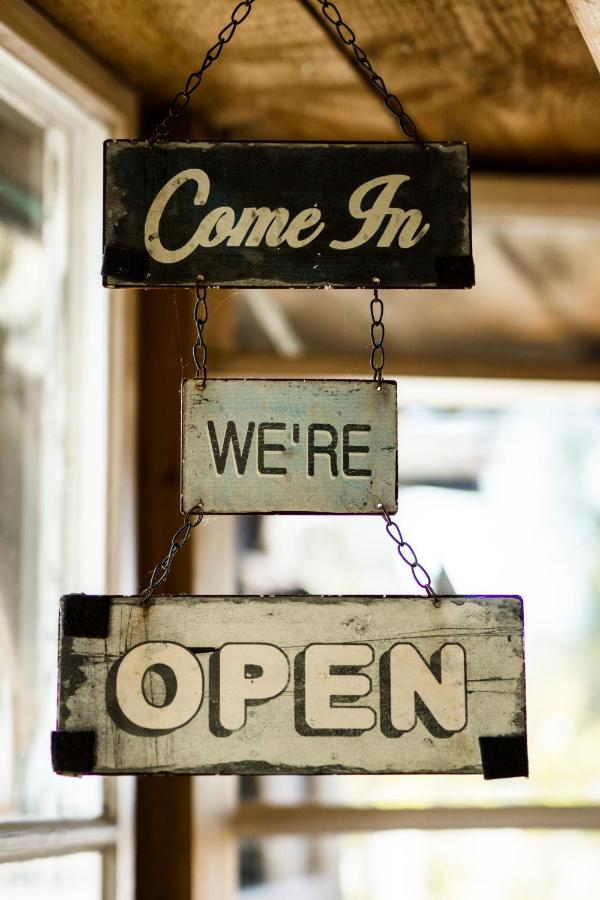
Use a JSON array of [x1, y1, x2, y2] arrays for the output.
[[0, 4, 138, 899]]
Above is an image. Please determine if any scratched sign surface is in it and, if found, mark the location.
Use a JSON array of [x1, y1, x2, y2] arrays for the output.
[[53, 594, 527, 777], [102, 141, 473, 288], [181, 378, 397, 514]]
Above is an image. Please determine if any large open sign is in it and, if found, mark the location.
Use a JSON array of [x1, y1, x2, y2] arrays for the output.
[[102, 141, 473, 289], [53, 594, 526, 778]]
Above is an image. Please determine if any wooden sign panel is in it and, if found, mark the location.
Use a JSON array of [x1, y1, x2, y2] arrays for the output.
[[53, 594, 527, 779], [102, 141, 474, 289], [181, 378, 398, 515]]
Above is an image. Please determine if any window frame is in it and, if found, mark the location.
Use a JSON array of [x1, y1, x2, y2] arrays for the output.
[[0, 4, 138, 899]]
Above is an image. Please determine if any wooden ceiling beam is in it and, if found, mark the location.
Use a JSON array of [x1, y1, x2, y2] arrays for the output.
[[566, 0, 600, 71], [231, 802, 600, 836], [26, 0, 600, 165], [211, 351, 600, 383], [472, 174, 600, 221]]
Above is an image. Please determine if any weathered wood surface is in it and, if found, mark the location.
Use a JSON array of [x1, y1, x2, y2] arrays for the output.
[[181, 378, 397, 515], [36, 0, 600, 169], [54, 594, 526, 777], [566, 0, 600, 74], [102, 141, 473, 289]]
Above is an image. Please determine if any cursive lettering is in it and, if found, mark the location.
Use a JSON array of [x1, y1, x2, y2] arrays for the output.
[[329, 174, 429, 250], [144, 168, 429, 264]]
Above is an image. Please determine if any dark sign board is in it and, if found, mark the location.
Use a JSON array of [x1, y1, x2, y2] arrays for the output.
[[53, 594, 526, 777], [102, 141, 473, 289]]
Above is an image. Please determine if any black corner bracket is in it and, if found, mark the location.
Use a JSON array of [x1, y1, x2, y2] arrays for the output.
[[61, 594, 110, 639], [479, 735, 529, 780], [101, 245, 146, 281], [51, 730, 96, 775], [435, 255, 475, 288]]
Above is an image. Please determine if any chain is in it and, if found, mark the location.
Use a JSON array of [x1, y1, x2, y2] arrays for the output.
[[140, 511, 204, 601], [148, 0, 257, 144], [193, 276, 209, 387], [370, 277, 384, 389], [313, 1, 420, 140], [139, 278, 209, 601], [148, 0, 419, 144], [377, 504, 440, 605]]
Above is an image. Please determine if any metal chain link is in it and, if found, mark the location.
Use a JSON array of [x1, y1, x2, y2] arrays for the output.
[[370, 277, 384, 389], [193, 276, 209, 387], [139, 277, 209, 601], [140, 511, 204, 601], [313, 0, 420, 140], [378, 504, 440, 605], [148, 0, 419, 144], [148, 0, 257, 144]]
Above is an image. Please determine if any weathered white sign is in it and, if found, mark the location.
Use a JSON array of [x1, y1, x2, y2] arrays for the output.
[[181, 378, 398, 514], [53, 594, 527, 778]]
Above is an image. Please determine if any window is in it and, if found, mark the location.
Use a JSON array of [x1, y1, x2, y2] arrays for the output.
[[0, 12, 136, 899], [230, 376, 600, 899]]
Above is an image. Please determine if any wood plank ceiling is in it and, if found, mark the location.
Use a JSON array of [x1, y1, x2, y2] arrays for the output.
[[31, 0, 600, 165], [29, 0, 600, 374]]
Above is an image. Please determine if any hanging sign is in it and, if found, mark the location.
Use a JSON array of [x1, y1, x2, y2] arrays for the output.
[[102, 141, 474, 289], [181, 378, 397, 514], [52, 593, 527, 778]]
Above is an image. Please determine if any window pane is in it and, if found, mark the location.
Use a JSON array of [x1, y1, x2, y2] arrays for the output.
[[239, 836, 339, 899], [239, 830, 600, 900], [337, 829, 600, 900], [0, 70, 105, 819], [238, 383, 600, 805], [0, 852, 102, 900]]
